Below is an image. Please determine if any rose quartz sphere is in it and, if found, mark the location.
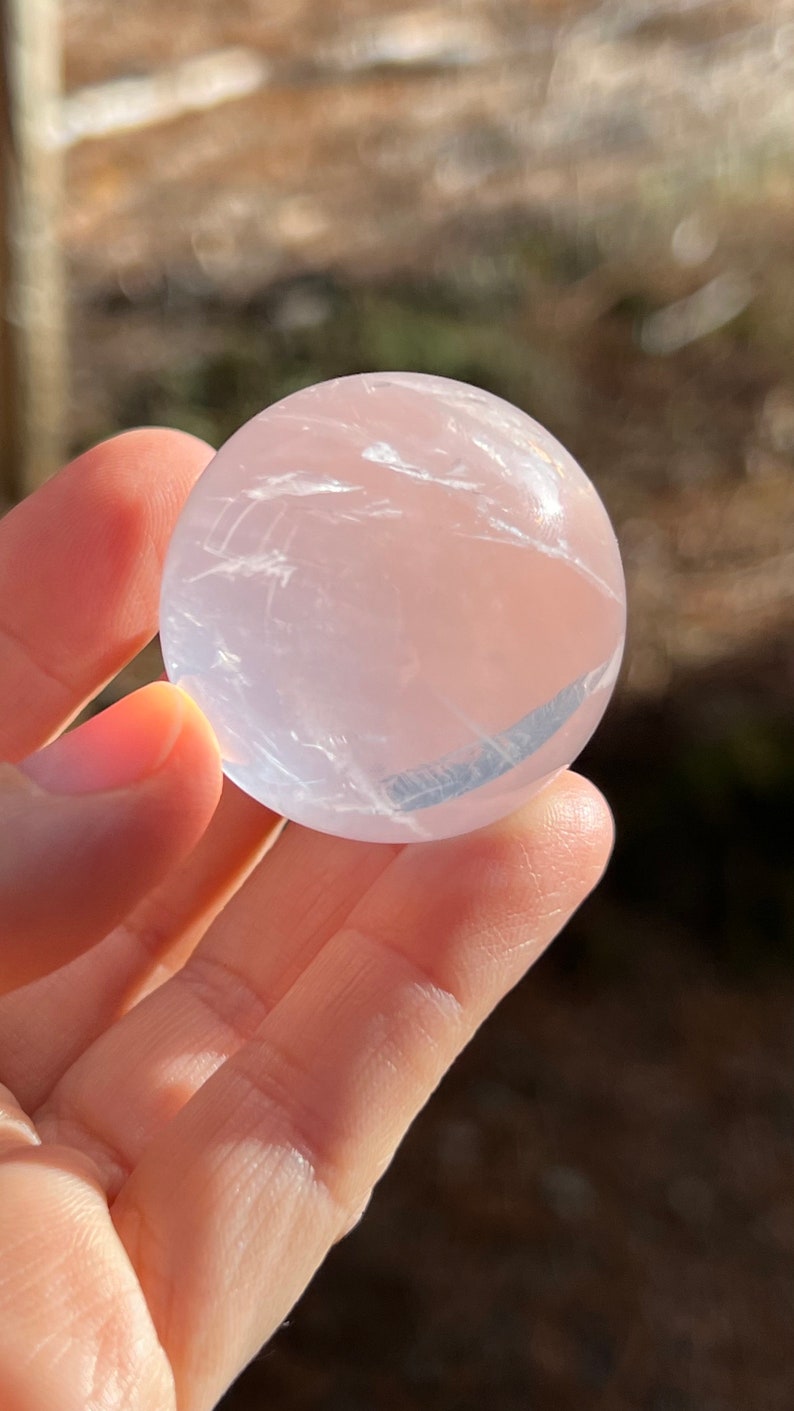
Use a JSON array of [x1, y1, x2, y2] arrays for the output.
[[160, 372, 625, 842]]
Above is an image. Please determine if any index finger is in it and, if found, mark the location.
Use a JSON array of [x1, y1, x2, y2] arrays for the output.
[[0, 429, 213, 761]]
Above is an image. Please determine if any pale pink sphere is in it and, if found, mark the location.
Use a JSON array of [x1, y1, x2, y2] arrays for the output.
[[160, 372, 625, 842]]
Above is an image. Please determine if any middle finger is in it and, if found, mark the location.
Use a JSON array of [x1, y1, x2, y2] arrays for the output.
[[34, 822, 399, 1189]]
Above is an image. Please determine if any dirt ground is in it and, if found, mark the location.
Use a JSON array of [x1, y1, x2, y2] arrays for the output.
[[57, 4, 794, 1406]]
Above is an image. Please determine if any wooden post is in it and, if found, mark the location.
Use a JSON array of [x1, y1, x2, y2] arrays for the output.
[[0, 0, 66, 501]]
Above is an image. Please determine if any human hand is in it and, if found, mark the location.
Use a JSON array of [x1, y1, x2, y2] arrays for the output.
[[0, 430, 613, 1411]]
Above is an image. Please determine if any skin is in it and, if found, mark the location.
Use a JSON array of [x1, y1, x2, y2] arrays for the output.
[[0, 429, 614, 1411]]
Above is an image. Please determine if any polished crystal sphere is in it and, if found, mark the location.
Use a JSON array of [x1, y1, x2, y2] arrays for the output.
[[160, 372, 626, 842]]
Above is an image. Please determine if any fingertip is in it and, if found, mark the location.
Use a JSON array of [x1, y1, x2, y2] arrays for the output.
[[122, 683, 224, 853], [62, 428, 215, 521], [20, 681, 222, 811], [88, 425, 215, 468], [158, 685, 224, 814], [547, 773, 614, 846], [541, 770, 615, 877], [60, 429, 215, 575]]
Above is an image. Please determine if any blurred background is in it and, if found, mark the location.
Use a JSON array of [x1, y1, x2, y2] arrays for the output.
[[3, 1, 794, 1407]]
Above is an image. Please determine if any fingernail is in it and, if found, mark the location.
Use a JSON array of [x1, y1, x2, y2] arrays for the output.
[[19, 683, 187, 796]]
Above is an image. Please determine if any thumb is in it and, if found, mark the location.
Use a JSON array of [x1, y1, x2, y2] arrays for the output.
[[0, 683, 222, 993]]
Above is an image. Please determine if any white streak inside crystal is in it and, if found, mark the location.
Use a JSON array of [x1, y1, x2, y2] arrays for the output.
[[244, 474, 361, 501], [187, 549, 298, 587], [362, 442, 484, 492]]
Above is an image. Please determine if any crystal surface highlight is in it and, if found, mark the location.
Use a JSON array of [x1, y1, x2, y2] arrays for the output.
[[160, 372, 626, 842]]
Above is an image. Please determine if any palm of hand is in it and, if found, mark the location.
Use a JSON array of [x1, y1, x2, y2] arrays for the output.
[[0, 431, 611, 1411]]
